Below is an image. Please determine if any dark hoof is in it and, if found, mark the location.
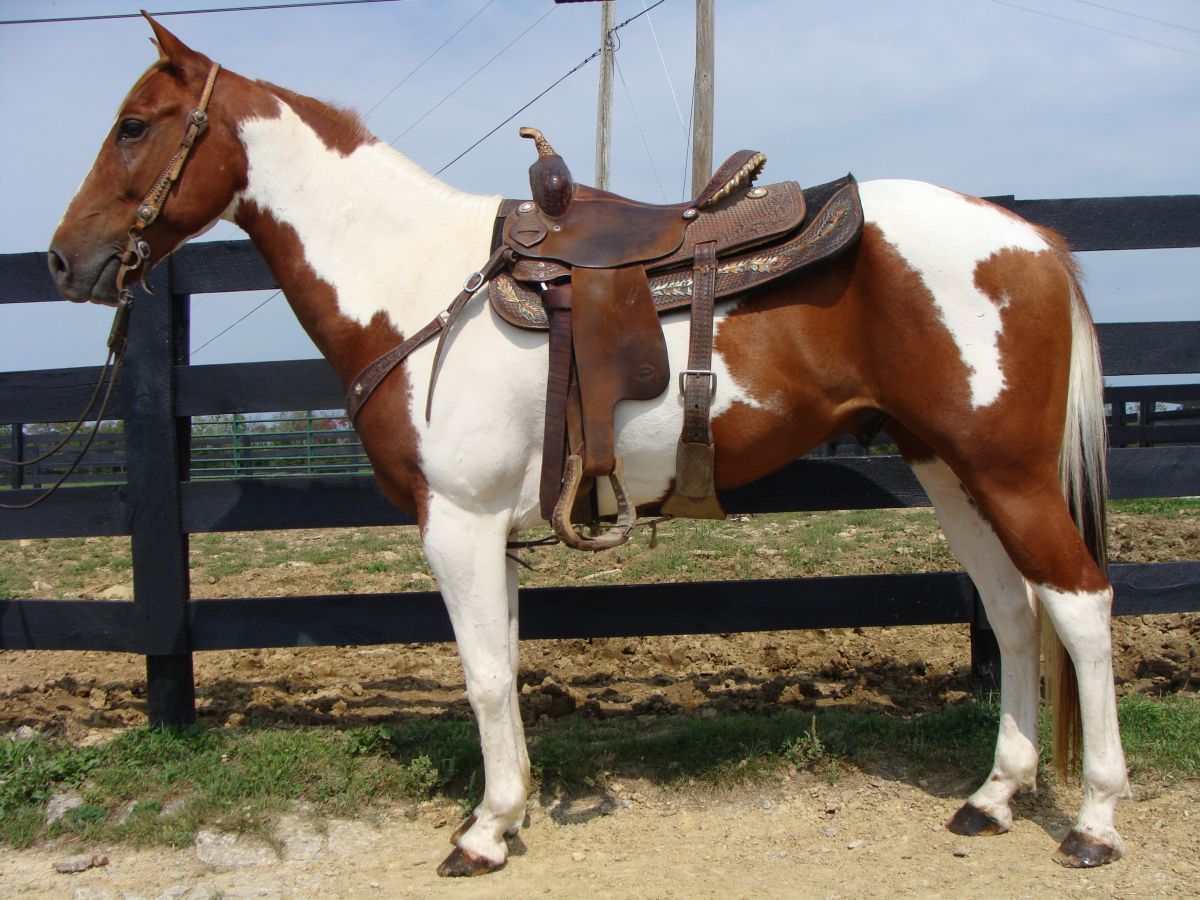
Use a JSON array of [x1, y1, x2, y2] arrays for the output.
[[437, 845, 505, 877], [449, 814, 477, 846], [1055, 830, 1122, 868], [946, 803, 1008, 836]]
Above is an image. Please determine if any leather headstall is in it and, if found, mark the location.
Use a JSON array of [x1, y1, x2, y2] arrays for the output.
[[114, 60, 222, 319]]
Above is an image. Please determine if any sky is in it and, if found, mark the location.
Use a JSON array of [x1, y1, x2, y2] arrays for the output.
[[0, 0, 1197, 376]]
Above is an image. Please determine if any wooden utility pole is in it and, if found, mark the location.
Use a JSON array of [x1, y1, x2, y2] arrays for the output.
[[595, 1, 616, 190], [690, 0, 715, 196]]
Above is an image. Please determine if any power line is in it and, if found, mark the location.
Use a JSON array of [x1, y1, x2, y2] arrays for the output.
[[1067, 0, 1200, 36], [436, 0, 670, 176], [0, 0, 407, 26], [362, 0, 497, 121], [614, 54, 667, 202], [982, 0, 1200, 57], [192, 291, 282, 357], [389, 4, 558, 145]]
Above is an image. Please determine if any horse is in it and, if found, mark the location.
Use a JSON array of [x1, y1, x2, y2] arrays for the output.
[[47, 14, 1128, 876]]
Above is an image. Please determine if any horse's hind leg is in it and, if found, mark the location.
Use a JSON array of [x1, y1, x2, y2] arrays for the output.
[[910, 457, 1040, 835], [939, 465, 1128, 866], [420, 496, 529, 876]]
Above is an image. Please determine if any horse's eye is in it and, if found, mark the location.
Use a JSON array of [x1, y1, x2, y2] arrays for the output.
[[117, 118, 147, 141]]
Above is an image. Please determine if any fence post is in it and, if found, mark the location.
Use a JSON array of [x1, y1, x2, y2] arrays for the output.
[[969, 590, 1001, 695], [123, 263, 195, 727]]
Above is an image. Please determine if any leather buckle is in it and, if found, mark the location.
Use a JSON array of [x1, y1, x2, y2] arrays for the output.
[[678, 368, 717, 397]]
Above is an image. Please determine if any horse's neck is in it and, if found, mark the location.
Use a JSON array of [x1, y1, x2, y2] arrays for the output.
[[231, 90, 500, 373]]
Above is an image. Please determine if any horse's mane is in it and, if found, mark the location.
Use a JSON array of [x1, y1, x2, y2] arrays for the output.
[[260, 81, 377, 155]]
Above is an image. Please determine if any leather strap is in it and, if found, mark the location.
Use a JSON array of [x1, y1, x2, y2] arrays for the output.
[[539, 285, 574, 520], [345, 246, 510, 423], [661, 241, 725, 519]]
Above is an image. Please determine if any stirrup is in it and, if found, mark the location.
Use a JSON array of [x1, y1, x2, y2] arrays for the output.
[[552, 455, 636, 551]]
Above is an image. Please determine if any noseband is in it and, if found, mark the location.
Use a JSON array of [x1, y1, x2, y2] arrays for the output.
[[115, 60, 222, 312]]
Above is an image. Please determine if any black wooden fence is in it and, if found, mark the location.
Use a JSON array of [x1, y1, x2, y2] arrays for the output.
[[2, 192, 1199, 726]]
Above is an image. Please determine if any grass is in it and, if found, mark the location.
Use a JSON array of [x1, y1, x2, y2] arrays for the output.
[[3, 693, 1196, 851]]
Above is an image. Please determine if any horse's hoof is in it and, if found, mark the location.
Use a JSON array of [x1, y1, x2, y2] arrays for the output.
[[1055, 829, 1122, 868], [436, 845, 505, 877], [946, 802, 1008, 836], [449, 814, 477, 845]]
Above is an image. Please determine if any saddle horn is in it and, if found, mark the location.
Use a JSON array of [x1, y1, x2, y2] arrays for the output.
[[520, 127, 574, 218]]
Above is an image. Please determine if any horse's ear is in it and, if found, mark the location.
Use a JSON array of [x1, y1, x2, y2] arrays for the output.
[[142, 10, 202, 70]]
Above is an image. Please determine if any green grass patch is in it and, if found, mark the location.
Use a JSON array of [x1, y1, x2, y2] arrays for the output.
[[1110, 497, 1200, 516], [2, 693, 1196, 850]]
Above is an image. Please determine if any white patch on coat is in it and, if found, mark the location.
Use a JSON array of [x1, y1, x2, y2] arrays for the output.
[[236, 98, 502, 330], [860, 179, 1048, 409]]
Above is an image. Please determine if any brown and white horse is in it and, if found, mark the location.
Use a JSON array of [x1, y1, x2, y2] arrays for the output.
[[48, 16, 1128, 876]]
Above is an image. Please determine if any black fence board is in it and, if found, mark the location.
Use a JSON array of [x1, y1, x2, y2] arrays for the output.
[[0, 251, 58, 304], [179, 475, 414, 532], [172, 241, 277, 294], [0, 366, 126, 425], [1010, 195, 1200, 251], [0, 485, 129, 538], [5, 561, 1193, 652], [1111, 562, 1200, 616], [0, 599, 140, 652], [1108, 446, 1200, 499], [174, 359, 342, 416], [1097, 323, 1200, 376]]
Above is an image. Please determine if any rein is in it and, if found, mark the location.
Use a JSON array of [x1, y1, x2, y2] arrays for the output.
[[1, 62, 220, 511]]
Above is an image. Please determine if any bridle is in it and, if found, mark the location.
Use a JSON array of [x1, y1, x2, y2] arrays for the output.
[[115, 61, 221, 312], [0, 61, 221, 510]]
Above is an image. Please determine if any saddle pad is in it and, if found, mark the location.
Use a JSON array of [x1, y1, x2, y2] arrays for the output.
[[491, 175, 863, 331]]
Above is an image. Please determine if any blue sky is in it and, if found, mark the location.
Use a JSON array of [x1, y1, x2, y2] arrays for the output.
[[1, 0, 1197, 373]]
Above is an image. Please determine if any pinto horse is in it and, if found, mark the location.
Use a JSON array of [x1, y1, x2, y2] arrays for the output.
[[48, 15, 1128, 875]]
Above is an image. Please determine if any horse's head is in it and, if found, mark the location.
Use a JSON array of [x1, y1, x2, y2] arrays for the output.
[[49, 14, 247, 305]]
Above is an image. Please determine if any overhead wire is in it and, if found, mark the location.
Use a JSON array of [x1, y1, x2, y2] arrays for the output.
[[1066, 0, 1200, 36], [981, 0, 1200, 57], [614, 52, 668, 202], [390, 4, 558, 146], [437, 0, 670, 175], [0, 0, 408, 26], [362, 0, 497, 121]]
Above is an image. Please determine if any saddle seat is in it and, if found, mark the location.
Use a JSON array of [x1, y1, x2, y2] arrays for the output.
[[495, 129, 864, 551]]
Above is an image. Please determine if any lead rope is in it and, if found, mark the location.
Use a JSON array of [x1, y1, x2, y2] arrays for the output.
[[0, 303, 130, 510]]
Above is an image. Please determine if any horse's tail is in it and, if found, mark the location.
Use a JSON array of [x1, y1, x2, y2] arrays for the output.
[[1041, 230, 1109, 778]]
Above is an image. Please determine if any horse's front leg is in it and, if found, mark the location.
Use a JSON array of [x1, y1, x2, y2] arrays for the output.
[[421, 495, 528, 876]]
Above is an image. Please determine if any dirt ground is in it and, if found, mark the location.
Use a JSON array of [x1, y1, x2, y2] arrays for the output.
[[1, 509, 1197, 897]]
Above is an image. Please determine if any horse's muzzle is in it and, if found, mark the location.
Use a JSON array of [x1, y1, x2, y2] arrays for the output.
[[47, 245, 121, 306]]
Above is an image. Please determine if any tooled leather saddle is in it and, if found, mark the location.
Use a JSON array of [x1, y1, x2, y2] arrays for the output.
[[345, 127, 864, 551]]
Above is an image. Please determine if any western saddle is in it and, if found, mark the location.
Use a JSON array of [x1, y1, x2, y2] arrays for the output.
[[346, 128, 864, 551]]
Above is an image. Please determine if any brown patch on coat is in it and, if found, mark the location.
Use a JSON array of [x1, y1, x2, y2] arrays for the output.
[[261, 82, 376, 156], [234, 202, 430, 522], [709, 222, 1106, 593]]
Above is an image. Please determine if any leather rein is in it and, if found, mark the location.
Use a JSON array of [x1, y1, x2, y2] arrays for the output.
[[0, 62, 221, 510]]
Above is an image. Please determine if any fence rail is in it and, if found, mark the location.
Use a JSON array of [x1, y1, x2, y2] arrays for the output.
[[2, 191, 1199, 726]]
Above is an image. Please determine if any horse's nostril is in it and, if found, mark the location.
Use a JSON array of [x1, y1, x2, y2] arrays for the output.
[[47, 247, 71, 282]]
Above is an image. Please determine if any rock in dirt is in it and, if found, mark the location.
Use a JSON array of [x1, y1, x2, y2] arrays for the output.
[[10, 724, 38, 742], [44, 790, 84, 825], [53, 852, 108, 873], [193, 830, 275, 871], [952, 845, 971, 858], [155, 884, 219, 900]]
